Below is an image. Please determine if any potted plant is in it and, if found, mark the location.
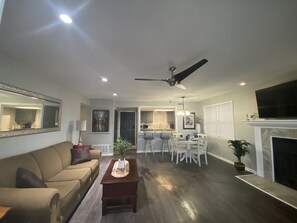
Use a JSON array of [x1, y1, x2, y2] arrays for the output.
[[195, 116, 202, 133], [113, 137, 132, 160], [228, 139, 250, 172]]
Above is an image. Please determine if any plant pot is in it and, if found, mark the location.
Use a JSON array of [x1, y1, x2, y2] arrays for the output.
[[196, 124, 201, 133], [118, 158, 126, 169], [234, 162, 245, 172]]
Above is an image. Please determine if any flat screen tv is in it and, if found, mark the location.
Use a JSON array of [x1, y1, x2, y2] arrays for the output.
[[255, 80, 297, 119]]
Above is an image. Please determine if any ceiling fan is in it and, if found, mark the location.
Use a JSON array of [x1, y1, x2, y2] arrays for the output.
[[134, 59, 208, 89]]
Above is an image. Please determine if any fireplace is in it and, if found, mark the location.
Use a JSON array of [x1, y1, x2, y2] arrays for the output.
[[245, 120, 297, 181], [272, 137, 297, 190]]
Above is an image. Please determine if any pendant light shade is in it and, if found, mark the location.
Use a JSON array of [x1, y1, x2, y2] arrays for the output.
[[177, 97, 190, 116]]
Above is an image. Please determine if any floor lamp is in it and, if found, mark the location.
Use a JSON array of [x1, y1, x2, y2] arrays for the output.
[[76, 120, 87, 145]]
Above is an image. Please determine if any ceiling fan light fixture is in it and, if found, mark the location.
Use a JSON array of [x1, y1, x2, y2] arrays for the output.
[[175, 83, 186, 90]]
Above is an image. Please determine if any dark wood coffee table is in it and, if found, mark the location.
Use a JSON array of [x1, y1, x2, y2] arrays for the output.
[[101, 158, 138, 215]]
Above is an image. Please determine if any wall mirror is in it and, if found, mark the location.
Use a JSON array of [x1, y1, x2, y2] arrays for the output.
[[0, 82, 62, 138]]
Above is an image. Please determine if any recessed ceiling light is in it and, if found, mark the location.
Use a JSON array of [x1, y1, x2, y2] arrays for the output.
[[113, 93, 117, 96], [59, 14, 72, 24], [101, 77, 108, 82], [240, 82, 246, 86]]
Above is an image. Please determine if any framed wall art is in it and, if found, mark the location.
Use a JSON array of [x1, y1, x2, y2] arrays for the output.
[[92, 110, 109, 133], [183, 112, 195, 129]]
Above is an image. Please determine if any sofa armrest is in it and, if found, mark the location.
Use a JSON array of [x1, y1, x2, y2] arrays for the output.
[[0, 187, 60, 223], [90, 149, 101, 160]]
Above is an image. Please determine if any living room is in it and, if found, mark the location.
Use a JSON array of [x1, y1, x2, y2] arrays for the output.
[[0, 0, 297, 222]]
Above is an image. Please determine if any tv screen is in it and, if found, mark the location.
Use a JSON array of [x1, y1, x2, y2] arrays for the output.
[[255, 80, 297, 119]]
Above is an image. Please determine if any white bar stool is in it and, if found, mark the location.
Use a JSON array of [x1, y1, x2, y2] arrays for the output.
[[160, 132, 171, 154], [143, 131, 154, 155]]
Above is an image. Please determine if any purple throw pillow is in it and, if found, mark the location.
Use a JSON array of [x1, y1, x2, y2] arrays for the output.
[[16, 168, 47, 188], [71, 148, 91, 165]]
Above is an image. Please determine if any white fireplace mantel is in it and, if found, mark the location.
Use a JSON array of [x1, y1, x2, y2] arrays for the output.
[[244, 119, 297, 128]]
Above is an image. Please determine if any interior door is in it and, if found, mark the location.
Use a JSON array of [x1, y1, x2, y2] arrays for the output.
[[120, 112, 135, 145]]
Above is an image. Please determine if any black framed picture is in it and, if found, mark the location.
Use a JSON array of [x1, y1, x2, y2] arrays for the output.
[[183, 112, 195, 129], [92, 110, 109, 132]]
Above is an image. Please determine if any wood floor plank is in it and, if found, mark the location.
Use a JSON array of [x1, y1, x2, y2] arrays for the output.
[[68, 153, 297, 223]]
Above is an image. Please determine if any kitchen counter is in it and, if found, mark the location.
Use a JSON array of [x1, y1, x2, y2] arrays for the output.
[[139, 129, 174, 133]]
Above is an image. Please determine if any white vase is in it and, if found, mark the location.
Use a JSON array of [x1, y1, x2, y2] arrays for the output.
[[196, 124, 201, 133], [118, 158, 125, 169]]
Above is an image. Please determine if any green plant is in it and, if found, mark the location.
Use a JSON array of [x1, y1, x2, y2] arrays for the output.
[[114, 137, 132, 157], [195, 116, 202, 124], [228, 139, 250, 163]]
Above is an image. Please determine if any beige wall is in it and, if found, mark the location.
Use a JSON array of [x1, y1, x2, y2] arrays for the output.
[[0, 51, 89, 159], [199, 74, 297, 172], [80, 100, 201, 146]]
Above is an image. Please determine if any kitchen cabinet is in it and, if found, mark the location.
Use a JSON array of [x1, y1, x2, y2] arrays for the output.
[[141, 111, 153, 123]]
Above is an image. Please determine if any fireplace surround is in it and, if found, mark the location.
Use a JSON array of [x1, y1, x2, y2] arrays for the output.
[[246, 120, 297, 184]]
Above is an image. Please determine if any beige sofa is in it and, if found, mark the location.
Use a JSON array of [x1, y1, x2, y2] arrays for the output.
[[0, 141, 101, 223]]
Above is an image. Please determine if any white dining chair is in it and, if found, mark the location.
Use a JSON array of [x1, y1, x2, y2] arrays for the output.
[[170, 136, 188, 164], [190, 138, 208, 167]]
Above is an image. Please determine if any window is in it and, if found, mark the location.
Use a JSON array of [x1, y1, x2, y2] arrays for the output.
[[203, 101, 235, 140]]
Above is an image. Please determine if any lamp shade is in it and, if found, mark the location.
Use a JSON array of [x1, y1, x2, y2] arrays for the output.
[[76, 120, 87, 131], [0, 0, 5, 25]]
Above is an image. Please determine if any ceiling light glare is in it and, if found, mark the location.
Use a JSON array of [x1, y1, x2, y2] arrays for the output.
[[101, 77, 108, 82], [59, 14, 72, 24], [113, 93, 117, 96], [240, 82, 246, 86]]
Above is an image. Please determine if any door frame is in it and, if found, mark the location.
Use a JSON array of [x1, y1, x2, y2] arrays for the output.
[[115, 108, 138, 145]]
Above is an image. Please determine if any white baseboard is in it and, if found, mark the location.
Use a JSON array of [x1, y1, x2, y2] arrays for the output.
[[208, 152, 257, 174], [101, 153, 113, 156]]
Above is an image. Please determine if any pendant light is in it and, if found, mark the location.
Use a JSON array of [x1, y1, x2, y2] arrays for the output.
[[177, 96, 190, 116]]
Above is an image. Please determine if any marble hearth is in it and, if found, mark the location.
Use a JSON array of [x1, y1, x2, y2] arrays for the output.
[[246, 120, 297, 181]]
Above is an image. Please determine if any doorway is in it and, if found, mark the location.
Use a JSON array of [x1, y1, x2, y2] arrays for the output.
[[120, 111, 136, 145]]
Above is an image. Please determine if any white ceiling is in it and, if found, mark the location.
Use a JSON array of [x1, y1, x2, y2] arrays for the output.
[[1, 0, 297, 102]]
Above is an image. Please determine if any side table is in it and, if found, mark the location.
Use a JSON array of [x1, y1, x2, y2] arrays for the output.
[[0, 206, 12, 223]]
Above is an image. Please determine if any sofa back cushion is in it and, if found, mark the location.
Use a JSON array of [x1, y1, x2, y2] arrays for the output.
[[30, 146, 63, 180], [0, 154, 42, 187], [52, 141, 73, 169]]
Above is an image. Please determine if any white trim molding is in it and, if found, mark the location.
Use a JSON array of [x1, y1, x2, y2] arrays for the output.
[[244, 119, 297, 129]]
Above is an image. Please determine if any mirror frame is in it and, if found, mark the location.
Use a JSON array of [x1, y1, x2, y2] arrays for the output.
[[0, 82, 62, 138]]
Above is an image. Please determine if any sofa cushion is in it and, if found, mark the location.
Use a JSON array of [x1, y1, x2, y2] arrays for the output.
[[47, 168, 91, 187], [52, 141, 73, 169], [66, 159, 98, 174], [16, 168, 47, 188], [0, 154, 42, 187], [45, 180, 80, 212], [30, 146, 63, 181], [71, 149, 91, 165]]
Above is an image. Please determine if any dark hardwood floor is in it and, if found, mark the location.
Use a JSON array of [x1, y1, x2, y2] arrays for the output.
[[69, 153, 297, 223]]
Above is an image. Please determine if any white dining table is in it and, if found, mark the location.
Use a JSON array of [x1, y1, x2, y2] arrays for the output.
[[177, 139, 198, 163]]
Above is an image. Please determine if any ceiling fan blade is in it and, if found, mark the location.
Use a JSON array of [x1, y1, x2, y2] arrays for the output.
[[175, 83, 186, 89], [174, 59, 208, 83], [134, 78, 167, 82]]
